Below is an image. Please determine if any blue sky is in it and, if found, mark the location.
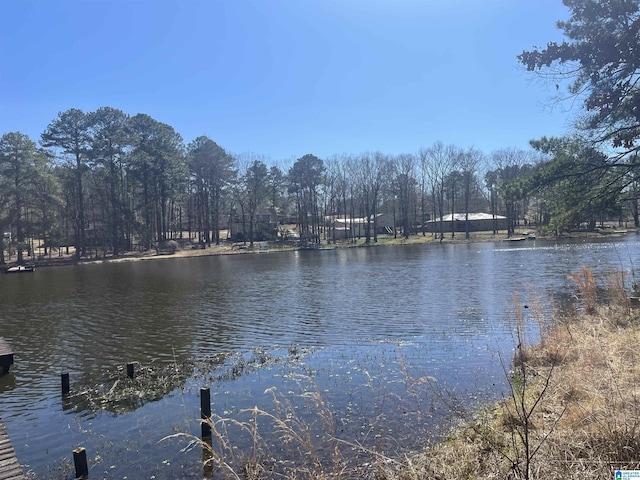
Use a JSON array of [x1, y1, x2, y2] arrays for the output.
[[1, 1, 573, 161]]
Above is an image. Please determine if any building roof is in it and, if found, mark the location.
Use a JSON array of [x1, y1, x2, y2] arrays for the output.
[[427, 213, 506, 223], [328, 213, 391, 225]]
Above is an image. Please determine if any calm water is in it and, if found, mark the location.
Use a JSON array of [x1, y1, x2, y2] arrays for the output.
[[0, 235, 638, 478]]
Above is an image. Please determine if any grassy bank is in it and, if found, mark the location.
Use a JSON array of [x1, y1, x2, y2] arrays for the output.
[[376, 268, 640, 479]]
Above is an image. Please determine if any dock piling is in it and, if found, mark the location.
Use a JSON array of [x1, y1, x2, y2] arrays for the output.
[[126, 362, 135, 379], [73, 447, 89, 478], [202, 435, 214, 478], [61, 373, 70, 395], [200, 387, 211, 438]]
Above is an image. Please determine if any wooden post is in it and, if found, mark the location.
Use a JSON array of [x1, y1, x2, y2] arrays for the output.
[[73, 447, 89, 478], [61, 373, 70, 395], [202, 435, 213, 478], [126, 362, 135, 379], [200, 387, 211, 438]]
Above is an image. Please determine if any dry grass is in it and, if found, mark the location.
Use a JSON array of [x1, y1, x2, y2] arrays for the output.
[[568, 266, 598, 314], [380, 268, 640, 479], [167, 374, 369, 479]]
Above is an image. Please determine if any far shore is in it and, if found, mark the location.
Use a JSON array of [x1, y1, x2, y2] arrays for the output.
[[2, 224, 636, 271]]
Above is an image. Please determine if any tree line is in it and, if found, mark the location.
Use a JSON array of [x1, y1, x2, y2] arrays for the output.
[[0, 106, 632, 265], [0, 107, 554, 263]]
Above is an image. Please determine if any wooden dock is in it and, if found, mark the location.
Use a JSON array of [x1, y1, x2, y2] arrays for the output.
[[0, 420, 23, 480], [0, 337, 13, 377], [0, 338, 14, 376]]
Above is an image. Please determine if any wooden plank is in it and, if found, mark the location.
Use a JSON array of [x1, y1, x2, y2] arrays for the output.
[[0, 338, 12, 357], [0, 420, 24, 480]]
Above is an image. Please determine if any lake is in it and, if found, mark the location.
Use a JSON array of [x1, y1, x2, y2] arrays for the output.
[[1, 234, 638, 478]]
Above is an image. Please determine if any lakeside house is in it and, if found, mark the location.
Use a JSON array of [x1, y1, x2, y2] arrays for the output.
[[425, 213, 508, 233], [227, 207, 280, 241], [325, 213, 395, 240]]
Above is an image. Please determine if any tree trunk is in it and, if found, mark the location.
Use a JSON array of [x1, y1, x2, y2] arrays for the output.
[[110, 160, 119, 256], [76, 157, 86, 258]]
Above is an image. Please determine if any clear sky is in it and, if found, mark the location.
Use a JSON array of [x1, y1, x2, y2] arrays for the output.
[[0, 0, 573, 162]]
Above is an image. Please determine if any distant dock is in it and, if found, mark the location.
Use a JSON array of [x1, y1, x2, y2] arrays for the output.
[[0, 339, 14, 376], [0, 420, 24, 480]]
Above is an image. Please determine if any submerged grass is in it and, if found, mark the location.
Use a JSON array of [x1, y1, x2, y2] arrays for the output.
[[165, 349, 453, 479], [63, 354, 233, 415]]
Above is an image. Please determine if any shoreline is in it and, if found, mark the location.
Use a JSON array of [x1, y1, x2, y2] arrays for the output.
[[4, 226, 636, 271]]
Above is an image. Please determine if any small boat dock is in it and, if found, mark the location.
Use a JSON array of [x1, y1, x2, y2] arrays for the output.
[[0, 339, 23, 479], [0, 339, 13, 376], [3, 265, 35, 274], [0, 420, 24, 480]]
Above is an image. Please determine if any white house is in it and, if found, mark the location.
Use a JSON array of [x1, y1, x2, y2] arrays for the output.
[[425, 213, 508, 233]]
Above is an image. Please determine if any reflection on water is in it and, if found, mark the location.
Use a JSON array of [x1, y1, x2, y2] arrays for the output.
[[0, 235, 638, 477]]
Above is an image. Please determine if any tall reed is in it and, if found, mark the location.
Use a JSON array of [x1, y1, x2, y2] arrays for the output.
[[568, 266, 597, 314]]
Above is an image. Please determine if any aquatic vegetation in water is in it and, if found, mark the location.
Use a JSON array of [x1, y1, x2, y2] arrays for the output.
[[64, 354, 231, 415], [62, 347, 314, 416]]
